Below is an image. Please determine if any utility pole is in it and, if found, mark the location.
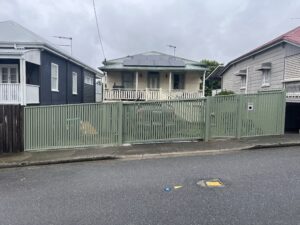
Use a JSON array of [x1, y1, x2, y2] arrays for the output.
[[52, 36, 73, 55], [167, 45, 176, 56]]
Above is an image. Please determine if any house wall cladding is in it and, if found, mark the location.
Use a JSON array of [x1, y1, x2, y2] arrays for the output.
[[222, 44, 287, 93], [284, 53, 300, 80], [83, 70, 96, 103], [40, 50, 95, 105], [24, 91, 285, 151]]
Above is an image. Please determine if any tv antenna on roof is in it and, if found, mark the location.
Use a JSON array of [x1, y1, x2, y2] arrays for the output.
[[167, 45, 176, 56], [52, 36, 73, 55]]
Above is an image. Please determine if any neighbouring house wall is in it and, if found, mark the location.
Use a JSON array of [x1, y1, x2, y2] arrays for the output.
[[67, 62, 83, 104], [83, 70, 96, 103], [284, 44, 300, 83], [285, 43, 300, 57], [284, 54, 300, 81], [40, 50, 68, 105], [105, 71, 202, 91], [40, 50, 95, 105], [222, 44, 286, 94]]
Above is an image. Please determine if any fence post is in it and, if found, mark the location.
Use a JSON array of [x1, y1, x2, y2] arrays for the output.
[[204, 96, 211, 142], [117, 102, 123, 145], [236, 95, 243, 139], [281, 90, 286, 135]]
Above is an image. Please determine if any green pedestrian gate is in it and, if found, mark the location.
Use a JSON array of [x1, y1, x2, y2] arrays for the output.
[[207, 91, 286, 139], [24, 91, 286, 151]]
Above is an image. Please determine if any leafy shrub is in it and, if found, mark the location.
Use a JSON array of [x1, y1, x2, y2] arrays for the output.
[[216, 90, 235, 96]]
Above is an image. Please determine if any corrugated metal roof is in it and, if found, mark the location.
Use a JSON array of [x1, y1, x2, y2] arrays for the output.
[[206, 65, 224, 80], [0, 21, 49, 44], [123, 54, 185, 67], [100, 51, 206, 72], [0, 21, 101, 76]]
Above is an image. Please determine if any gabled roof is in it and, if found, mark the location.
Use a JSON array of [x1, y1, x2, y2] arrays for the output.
[[0, 20, 101, 76], [99, 51, 207, 72], [220, 26, 300, 76]]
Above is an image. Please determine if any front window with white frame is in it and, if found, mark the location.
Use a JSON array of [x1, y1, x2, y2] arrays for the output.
[[262, 70, 270, 87], [51, 63, 59, 91], [72, 72, 78, 95], [0, 65, 18, 83], [240, 76, 246, 89]]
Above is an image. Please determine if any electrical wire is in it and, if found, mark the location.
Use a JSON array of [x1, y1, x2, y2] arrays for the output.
[[92, 0, 106, 60]]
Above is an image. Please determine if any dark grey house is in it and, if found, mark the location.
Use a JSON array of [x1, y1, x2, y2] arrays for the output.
[[0, 20, 102, 105]]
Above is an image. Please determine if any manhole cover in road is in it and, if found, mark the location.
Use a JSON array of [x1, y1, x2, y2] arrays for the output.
[[197, 179, 224, 188]]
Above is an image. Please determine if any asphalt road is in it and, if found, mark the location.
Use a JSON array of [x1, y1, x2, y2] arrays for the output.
[[0, 147, 300, 225]]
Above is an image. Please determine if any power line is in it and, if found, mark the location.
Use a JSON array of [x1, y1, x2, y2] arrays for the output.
[[92, 0, 106, 60]]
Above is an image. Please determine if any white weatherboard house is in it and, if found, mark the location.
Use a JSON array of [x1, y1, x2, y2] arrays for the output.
[[99, 51, 207, 101], [209, 26, 300, 132]]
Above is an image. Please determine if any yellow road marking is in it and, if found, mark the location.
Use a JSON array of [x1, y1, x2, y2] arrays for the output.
[[205, 181, 224, 187], [174, 185, 183, 189]]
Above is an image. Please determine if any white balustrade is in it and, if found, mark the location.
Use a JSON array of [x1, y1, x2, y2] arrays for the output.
[[104, 88, 203, 101], [286, 92, 300, 102], [0, 83, 39, 104], [0, 83, 21, 104]]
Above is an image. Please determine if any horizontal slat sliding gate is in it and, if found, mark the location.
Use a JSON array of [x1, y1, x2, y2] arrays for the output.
[[24, 103, 120, 150], [122, 99, 206, 143], [24, 91, 285, 151]]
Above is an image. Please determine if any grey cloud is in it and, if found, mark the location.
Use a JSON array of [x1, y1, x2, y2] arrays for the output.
[[0, 0, 299, 68]]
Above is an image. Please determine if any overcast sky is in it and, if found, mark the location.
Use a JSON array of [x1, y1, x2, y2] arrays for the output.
[[1, 0, 300, 69]]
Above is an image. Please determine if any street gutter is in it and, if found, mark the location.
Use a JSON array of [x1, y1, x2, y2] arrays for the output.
[[1, 141, 300, 169]]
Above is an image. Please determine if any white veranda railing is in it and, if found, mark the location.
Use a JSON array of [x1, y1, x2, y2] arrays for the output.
[[0, 83, 39, 104], [104, 88, 203, 101]]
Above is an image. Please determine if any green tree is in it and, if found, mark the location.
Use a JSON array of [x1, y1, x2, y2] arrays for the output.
[[200, 59, 222, 96]]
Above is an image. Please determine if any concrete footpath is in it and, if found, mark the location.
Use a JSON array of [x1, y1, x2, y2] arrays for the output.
[[0, 134, 300, 168]]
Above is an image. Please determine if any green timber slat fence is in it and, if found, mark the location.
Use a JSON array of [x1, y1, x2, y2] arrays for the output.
[[24, 91, 286, 151]]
